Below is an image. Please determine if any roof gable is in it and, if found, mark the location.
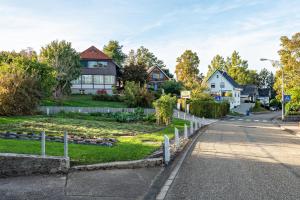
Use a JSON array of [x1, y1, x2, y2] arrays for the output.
[[207, 70, 241, 89], [147, 66, 170, 79], [80, 46, 111, 60]]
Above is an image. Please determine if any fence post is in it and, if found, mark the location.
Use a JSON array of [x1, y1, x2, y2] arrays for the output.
[[190, 121, 194, 135], [46, 107, 50, 116], [41, 131, 46, 157], [184, 124, 188, 139], [177, 111, 180, 118], [164, 135, 170, 165], [195, 120, 198, 130], [64, 131, 68, 158], [174, 128, 179, 149], [192, 115, 195, 121]]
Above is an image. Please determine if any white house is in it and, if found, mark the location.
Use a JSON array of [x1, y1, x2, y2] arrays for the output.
[[207, 70, 243, 109]]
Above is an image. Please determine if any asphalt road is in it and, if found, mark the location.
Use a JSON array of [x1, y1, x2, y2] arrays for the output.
[[164, 112, 300, 200]]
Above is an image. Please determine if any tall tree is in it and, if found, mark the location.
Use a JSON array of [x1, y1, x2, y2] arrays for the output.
[[40, 40, 81, 98], [207, 54, 226, 77], [274, 32, 300, 102], [122, 63, 147, 84], [225, 51, 258, 85], [125, 46, 173, 78], [175, 50, 200, 89], [103, 40, 126, 66]]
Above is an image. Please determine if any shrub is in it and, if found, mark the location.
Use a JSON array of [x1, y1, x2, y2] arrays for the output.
[[190, 100, 229, 118], [161, 80, 183, 96], [123, 81, 154, 107], [153, 94, 176, 125], [96, 89, 107, 95], [270, 98, 281, 108], [0, 65, 42, 115], [285, 102, 300, 115]]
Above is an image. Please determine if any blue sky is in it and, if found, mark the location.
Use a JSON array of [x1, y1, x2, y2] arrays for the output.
[[1, 0, 300, 74]]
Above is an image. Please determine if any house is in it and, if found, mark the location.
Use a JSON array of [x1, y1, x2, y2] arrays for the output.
[[257, 88, 271, 106], [147, 66, 170, 91], [71, 46, 119, 95], [207, 70, 243, 109], [241, 85, 258, 103]]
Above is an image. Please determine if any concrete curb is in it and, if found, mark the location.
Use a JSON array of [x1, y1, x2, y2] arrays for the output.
[[272, 119, 300, 137], [70, 158, 163, 171]]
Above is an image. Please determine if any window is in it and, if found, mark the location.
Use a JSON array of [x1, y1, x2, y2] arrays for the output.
[[82, 75, 93, 84], [104, 75, 115, 84], [152, 72, 160, 79], [217, 75, 219, 78], [94, 75, 104, 84], [220, 82, 225, 88], [72, 76, 81, 84], [211, 83, 215, 88], [88, 61, 108, 68]]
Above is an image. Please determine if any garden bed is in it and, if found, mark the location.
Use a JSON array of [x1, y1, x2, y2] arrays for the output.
[[0, 114, 188, 165]]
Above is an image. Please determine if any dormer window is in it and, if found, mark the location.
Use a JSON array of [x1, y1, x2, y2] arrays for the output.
[[88, 61, 108, 68], [217, 75, 219, 78], [211, 83, 215, 88]]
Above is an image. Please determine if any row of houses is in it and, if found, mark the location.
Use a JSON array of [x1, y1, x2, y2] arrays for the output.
[[71, 45, 271, 109], [71, 46, 170, 94]]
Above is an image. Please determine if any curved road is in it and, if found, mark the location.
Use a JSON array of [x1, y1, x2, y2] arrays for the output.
[[164, 112, 300, 200]]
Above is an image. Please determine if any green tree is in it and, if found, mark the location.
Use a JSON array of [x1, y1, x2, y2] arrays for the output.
[[0, 64, 42, 115], [123, 81, 154, 107], [175, 50, 200, 89], [274, 32, 300, 102], [161, 80, 183, 96], [0, 50, 55, 97], [122, 63, 148, 84], [153, 94, 176, 125], [125, 46, 173, 78], [103, 40, 126, 66], [40, 40, 81, 99], [207, 54, 226, 77], [225, 51, 258, 85]]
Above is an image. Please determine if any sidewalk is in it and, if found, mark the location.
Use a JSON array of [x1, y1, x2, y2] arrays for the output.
[[275, 120, 300, 137], [0, 167, 162, 200]]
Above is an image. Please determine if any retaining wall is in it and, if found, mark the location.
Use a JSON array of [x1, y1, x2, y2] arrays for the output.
[[0, 153, 70, 177]]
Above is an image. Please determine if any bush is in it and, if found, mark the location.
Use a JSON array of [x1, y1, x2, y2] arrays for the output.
[[270, 99, 281, 108], [153, 94, 176, 125], [123, 81, 154, 107], [161, 80, 183, 96], [190, 100, 229, 118], [285, 102, 300, 115], [0, 65, 42, 115], [92, 94, 122, 102], [96, 89, 107, 95]]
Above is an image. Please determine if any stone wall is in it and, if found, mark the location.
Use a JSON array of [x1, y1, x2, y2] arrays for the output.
[[0, 153, 70, 177]]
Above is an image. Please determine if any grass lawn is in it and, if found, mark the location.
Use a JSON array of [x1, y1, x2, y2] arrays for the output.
[[251, 106, 269, 112], [41, 95, 127, 108], [0, 115, 188, 165]]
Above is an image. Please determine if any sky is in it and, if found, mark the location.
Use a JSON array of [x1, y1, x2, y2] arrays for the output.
[[1, 0, 300, 75]]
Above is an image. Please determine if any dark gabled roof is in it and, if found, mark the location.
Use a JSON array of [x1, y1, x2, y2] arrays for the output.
[[147, 66, 170, 79], [258, 88, 270, 97], [241, 85, 258, 95], [207, 70, 241, 89], [80, 46, 111, 60]]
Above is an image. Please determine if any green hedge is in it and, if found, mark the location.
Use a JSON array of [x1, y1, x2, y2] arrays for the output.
[[190, 100, 230, 118]]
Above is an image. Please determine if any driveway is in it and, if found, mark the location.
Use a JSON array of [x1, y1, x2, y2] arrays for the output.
[[164, 112, 300, 200]]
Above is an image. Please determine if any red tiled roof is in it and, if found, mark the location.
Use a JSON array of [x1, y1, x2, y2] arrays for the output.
[[80, 46, 111, 60]]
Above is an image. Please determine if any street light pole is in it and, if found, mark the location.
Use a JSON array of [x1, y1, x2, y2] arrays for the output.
[[260, 58, 285, 121]]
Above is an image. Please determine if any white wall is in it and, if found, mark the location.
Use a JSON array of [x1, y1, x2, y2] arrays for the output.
[[207, 71, 241, 109]]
